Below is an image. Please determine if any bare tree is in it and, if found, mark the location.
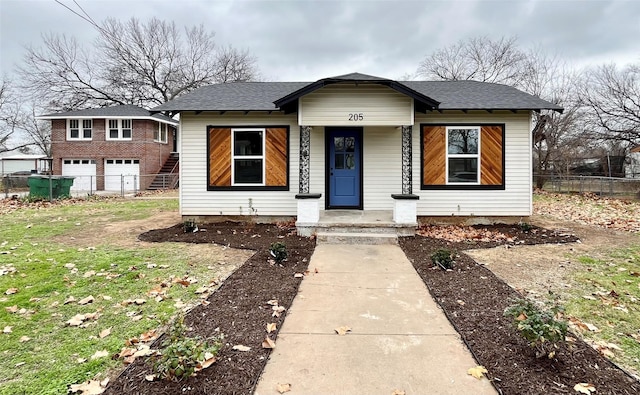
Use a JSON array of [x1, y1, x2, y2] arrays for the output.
[[0, 79, 38, 154], [417, 37, 585, 187], [417, 36, 528, 86], [19, 16, 259, 110], [577, 63, 640, 146]]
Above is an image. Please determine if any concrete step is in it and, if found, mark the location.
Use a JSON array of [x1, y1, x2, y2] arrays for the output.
[[316, 231, 398, 245]]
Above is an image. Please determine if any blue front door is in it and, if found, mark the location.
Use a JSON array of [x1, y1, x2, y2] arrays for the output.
[[328, 129, 362, 208]]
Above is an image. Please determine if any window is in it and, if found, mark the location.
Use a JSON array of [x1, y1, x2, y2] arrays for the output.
[[421, 124, 504, 190], [155, 123, 168, 143], [67, 119, 92, 140], [447, 127, 479, 184], [106, 119, 132, 140], [207, 126, 289, 190], [232, 129, 265, 185]]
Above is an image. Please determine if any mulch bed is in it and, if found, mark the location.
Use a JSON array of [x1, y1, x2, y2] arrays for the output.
[[104, 222, 315, 395], [399, 225, 640, 395], [104, 222, 640, 395]]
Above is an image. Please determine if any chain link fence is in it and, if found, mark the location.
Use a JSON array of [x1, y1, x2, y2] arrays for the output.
[[2, 173, 178, 199], [535, 174, 640, 198]]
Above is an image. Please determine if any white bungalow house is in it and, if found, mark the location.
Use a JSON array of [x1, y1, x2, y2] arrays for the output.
[[152, 73, 562, 236]]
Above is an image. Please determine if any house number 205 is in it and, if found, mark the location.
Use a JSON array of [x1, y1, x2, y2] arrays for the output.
[[348, 113, 364, 121]]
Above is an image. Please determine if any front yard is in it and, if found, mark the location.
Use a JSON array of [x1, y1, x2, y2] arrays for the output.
[[1, 191, 639, 394], [0, 196, 250, 395]]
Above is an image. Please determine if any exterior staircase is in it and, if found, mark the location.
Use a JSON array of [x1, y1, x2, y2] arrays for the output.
[[312, 210, 415, 245], [147, 153, 179, 190]]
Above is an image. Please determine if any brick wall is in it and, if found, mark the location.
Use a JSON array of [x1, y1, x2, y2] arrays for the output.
[[51, 118, 175, 190]]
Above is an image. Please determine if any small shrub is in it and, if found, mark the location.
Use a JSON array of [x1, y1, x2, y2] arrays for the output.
[[431, 248, 455, 270], [518, 221, 533, 232], [151, 315, 223, 381], [183, 219, 198, 233], [504, 297, 567, 358], [269, 242, 288, 263]]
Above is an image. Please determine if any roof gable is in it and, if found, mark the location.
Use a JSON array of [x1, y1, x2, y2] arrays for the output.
[[273, 73, 440, 114]]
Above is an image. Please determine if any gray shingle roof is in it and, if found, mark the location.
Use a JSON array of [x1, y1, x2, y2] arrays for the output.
[[151, 75, 562, 113], [39, 104, 178, 124]]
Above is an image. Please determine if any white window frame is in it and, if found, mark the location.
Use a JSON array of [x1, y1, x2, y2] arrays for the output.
[[67, 119, 93, 140], [445, 126, 481, 185], [231, 128, 266, 186], [105, 119, 133, 141], [155, 123, 168, 143]]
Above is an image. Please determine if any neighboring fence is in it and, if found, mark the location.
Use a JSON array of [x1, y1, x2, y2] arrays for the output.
[[535, 174, 640, 198], [2, 173, 178, 199]]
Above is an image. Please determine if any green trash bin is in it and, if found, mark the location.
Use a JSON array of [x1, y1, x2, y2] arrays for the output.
[[57, 177, 75, 198], [28, 175, 74, 199], [28, 175, 53, 199]]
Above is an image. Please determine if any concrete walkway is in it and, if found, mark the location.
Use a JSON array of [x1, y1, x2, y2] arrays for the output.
[[254, 244, 496, 395]]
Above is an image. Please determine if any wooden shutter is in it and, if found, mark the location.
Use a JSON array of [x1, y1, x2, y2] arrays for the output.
[[480, 125, 503, 185], [208, 127, 231, 187], [265, 127, 288, 187], [422, 125, 446, 185]]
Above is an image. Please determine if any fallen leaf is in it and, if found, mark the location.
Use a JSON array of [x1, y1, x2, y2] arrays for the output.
[[266, 323, 277, 333], [516, 312, 527, 321], [272, 305, 286, 317], [67, 314, 86, 326], [139, 330, 158, 342], [78, 295, 95, 305], [83, 270, 96, 278], [77, 358, 87, 363], [335, 326, 352, 336], [574, 382, 596, 394], [64, 296, 76, 304], [266, 299, 279, 306], [19, 336, 31, 343], [69, 378, 108, 394], [3, 326, 12, 334], [99, 327, 111, 339], [15, 362, 25, 367], [294, 273, 304, 278], [276, 383, 291, 394], [468, 365, 488, 379], [262, 336, 276, 349], [91, 350, 109, 360], [195, 353, 216, 371], [145, 374, 155, 382], [5, 305, 18, 313], [585, 322, 600, 332], [232, 345, 251, 352], [5, 287, 18, 295]]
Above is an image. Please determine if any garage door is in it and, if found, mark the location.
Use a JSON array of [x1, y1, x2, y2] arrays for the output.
[[62, 159, 96, 192], [104, 159, 140, 191]]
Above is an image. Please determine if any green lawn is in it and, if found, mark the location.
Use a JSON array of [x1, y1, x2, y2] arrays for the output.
[[0, 197, 237, 395], [565, 245, 640, 376]]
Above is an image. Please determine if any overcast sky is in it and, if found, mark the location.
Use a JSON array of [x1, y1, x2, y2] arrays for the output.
[[1, 0, 639, 82]]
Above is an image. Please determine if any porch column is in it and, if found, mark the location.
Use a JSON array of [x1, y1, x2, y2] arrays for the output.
[[296, 125, 321, 236], [299, 125, 311, 194], [392, 125, 419, 225], [401, 125, 413, 194]]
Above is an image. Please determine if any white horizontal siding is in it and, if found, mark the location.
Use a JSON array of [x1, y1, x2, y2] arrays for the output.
[[362, 127, 402, 210], [300, 84, 413, 126], [413, 111, 533, 216], [180, 112, 299, 216]]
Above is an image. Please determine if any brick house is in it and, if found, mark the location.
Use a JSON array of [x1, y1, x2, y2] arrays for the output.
[[39, 105, 179, 192]]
